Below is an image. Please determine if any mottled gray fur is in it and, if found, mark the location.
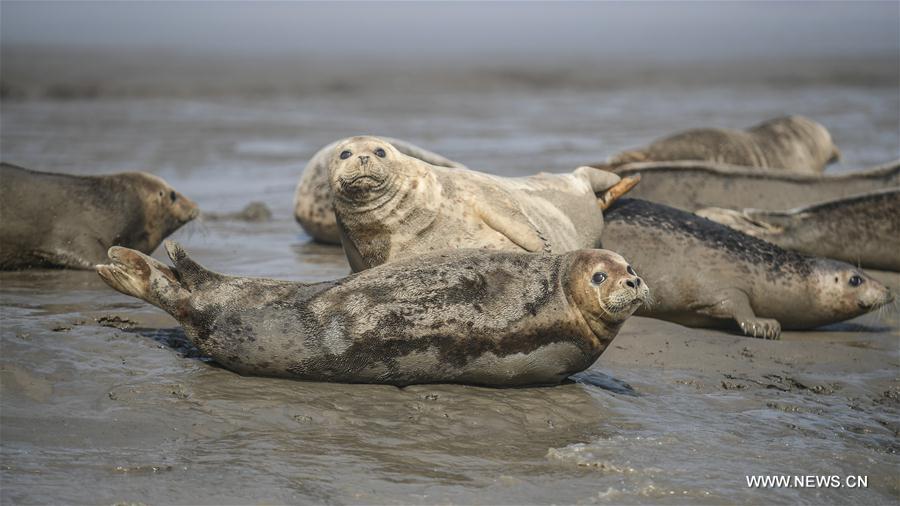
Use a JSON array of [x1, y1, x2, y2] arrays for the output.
[[606, 159, 899, 212], [97, 242, 647, 386], [602, 199, 892, 339], [697, 189, 900, 271], [330, 136, 624, 272]]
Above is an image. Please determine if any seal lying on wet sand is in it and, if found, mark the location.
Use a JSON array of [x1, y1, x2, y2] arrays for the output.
[[294, 137, 468, 244], [697, 189, 900, 272], [602, 199, 892, 339], [604, 116, 840, 174], [97, 242, 649, 386], [330, 136, 638, 271], [0, 162, 198, 270], [604, 159, 899, 212]]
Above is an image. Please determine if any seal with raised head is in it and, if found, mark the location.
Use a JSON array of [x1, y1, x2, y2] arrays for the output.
[[0, 162, 198, 270], [697, 188, 900, 272], [294, 137, 468, 244], [604, 116, 840, 173], [97, 242, 649, 387], [604, 159, 899, 212], [329, 136, 638, 271], [602, 199, 893, 339]]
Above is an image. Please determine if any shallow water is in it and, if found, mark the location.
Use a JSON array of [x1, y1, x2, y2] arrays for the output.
[[1, 56, 899, 504]]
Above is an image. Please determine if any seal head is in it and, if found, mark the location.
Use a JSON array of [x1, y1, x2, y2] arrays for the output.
[[119, 172, 199, 253], [807, 262, 893, 324], [565, 249, 649, 348], [329, 136, 405, 204]]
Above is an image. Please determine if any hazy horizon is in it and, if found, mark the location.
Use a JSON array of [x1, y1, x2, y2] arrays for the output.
[[2, 1, 898, 64]]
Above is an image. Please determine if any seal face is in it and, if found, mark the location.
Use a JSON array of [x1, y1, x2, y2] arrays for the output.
[[697, 188, 900, 271], [328, 135, 632, 272], [0, 163, 198, 270], [293, 137, 467, 244], [97, 242, 648, 386], [606, 116, 840, 174], [602, 199, 893, 339]]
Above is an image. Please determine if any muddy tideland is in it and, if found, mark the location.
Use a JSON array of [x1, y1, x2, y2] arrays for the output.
[[2, 48, 899, 504]]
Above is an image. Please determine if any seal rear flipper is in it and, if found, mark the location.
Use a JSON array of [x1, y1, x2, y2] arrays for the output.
[[597, 175, 641, 210], [574, 165, 621, 194], [164, 240, 224, 291], [96, 246, 190, 315], [695, 207, 783, 237]]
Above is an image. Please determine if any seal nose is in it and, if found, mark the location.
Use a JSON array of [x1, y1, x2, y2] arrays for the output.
[[623, 277, 642, 289], [358, 155, 370, 164]]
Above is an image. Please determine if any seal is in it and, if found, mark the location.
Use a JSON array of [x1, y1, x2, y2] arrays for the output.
[[604, 159, 899, 212], [604, 116, 840, 173], [294, 137, 468, 244], [602, 199, 893, 339], [329, 136, 638, 271], [96, 241, 649, 387], [0, 162, 198, 270], [697, 189, 900, 271]]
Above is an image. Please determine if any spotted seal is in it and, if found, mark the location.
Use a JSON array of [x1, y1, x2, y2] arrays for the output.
[[294, 137, 468, 244], [697, 188, 900, 271], [603, 159, 899, 212], [602, 199, 893, 339], [97, 241, 649, 386], [604, 116, 840, 173], [0, 162, 198, 270], [329, 136, 638, 271]]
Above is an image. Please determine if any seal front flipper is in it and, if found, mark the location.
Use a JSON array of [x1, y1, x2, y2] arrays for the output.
[[692, 288, 782, 340], [471, 200, 548, 252]]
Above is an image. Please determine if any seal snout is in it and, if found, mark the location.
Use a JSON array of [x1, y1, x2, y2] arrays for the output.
[[174, 192, 200, 222]]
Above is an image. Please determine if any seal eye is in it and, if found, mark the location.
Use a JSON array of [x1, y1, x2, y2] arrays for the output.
[[591, 272, 607, 285], [849, 275, 864, 287], [627, 265, 636, 276], [374, 148, 386, 158], [169, 191, 177, 202], [340, 150, 352, 160]]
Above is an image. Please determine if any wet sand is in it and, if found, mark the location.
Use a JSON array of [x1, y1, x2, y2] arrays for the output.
[[2, 260, 897, 505], [1, 51, 899, 504]]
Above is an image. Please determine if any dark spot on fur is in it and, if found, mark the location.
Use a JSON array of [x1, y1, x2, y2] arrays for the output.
[[606, 199, 813, 276]]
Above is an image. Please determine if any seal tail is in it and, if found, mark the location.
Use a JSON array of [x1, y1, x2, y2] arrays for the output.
[[96, 246, 191, 315]]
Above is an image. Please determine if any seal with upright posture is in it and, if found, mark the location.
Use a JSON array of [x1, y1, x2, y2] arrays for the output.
[[0, 162, 198, 270], [604, 159, 899, 212], [697, 189, 900, 271], [602, 199, 893, 339], [329, 136, 638, 271], [605, 116, 840, 173], [294, 137, 468, 244], [97, 242, 649, 386]]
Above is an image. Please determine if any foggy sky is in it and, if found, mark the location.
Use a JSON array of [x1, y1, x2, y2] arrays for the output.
[[2, 1, 898, 63]]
